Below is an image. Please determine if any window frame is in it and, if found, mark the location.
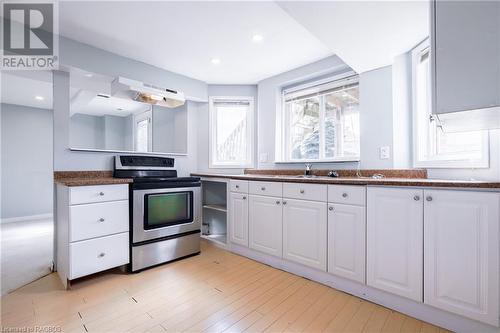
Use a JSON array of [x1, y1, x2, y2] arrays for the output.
[[208, 96, 255, 169], [411, 39, 489, 169], [277, 73, 361, 163], [133, 109, 152, 152]]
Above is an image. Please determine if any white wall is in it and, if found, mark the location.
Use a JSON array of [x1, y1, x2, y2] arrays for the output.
[[1, 104, 53, 220], [196, 85, 258, 174], [54, 36, 206, 174]]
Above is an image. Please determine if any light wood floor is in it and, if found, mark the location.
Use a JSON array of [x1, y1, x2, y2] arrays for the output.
[[0, 240, 449, 333]]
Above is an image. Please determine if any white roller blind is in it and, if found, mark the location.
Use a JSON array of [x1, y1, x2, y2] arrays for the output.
[[283, 75, 359, 102]]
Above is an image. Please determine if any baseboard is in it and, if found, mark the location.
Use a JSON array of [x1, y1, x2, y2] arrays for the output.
[[229, 243, 499, 333], [1, 213, 53, 224]]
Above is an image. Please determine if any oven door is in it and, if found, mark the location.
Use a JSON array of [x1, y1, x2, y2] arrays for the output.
[[133, 186, 201, 243]]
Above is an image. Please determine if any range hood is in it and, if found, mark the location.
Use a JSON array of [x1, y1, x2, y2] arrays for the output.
[[111, 76, 185, 108]]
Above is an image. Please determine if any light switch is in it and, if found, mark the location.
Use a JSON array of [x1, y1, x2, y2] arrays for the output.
[[379, 146, 390, 160], [259, 153, 269, 163]]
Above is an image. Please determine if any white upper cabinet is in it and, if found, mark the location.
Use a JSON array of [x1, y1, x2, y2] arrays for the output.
[[283, 198, 327, 271], [249, 195, 283, 257], [424, 190, 499, 326], [328, 203, 366, 284], [432, 0, 500, 131], [229, 192, 249, 246], [367, 187, 423, 302]]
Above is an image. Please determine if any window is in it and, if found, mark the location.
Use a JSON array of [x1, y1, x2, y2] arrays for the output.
[[209, 97, 254, 168], [279, 75, 360, 162], [134, 110, 152, 152], [412, 40, 489, 168]]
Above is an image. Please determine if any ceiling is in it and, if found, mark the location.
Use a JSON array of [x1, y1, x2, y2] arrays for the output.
[[59, 1, 333, 84], [277, 1, 429, 73], [1, 72, 53, 110]]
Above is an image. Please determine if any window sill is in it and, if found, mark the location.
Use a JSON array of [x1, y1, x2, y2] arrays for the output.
[[209, 163, 254, 169], [414, 159, 489, 169]]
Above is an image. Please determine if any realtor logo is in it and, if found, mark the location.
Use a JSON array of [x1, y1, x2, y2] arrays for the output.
[[1, 1, 58, 70]]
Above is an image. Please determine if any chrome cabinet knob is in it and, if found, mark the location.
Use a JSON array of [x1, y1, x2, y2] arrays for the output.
[[99, 192, 105, 196], [242, 196, 247, 200], [300, 189, 305, 194], [413, 195, 420, 201], [98, 253, 105, 258], [328, 206, 334, 211], [261, 187, 266, 191], [276, 200, 280, 205], [342, 193, 348, 198], [426, 196, 433, 202], [282, 201, 287, 205], [99, 218, 105, 222], [235, 185, 239, 189]]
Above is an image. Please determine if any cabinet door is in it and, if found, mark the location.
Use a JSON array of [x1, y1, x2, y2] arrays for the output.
[[328, 203, 366, 284], [283, 199, 327, 271], [433, 1, 500, 114], [367, 187, 423, 301], [229, 192, 249, 246], [424, 190, 499, 326], [249, 195, 282, 257]]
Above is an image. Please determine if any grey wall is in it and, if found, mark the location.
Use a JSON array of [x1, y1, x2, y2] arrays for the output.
[[152, 104, 188, 154], [70, 114, 105, 150], [256, 55, 397, 170], [54, 36, 206, 173], [197, 85, 259, 174], [1, 104, 53, 220]]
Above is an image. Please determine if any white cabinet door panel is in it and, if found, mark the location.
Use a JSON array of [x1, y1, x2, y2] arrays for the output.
[[328, 203, 366, 283], [229, 192, 249, 246], [367, 187, 423, 302], [283, 199, 327, 271], [249, 195, 282, 257], [424, 190, 499, 326]]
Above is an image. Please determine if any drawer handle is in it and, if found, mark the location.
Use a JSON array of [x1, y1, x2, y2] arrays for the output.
[[261, 187, 266, 191], [413, 195, 420, 201], [243, 196, 247, 200], [342, 193, 348, 198], [282, 201, 287, 205], [329, 206, 334, 211], [300, 189, 305, 194], [276, 200, 280, 205], [426, 196, 433, 202], [99, 192, 105, 196], [99, 218, 105, 222], [235, 185, 240, 189], [98, 253, 106, 258]]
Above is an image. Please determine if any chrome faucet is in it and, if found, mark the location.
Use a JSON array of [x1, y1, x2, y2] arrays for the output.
[[304, 163, 312, 176]]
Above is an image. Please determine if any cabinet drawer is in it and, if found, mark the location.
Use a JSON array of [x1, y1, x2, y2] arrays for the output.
[[283, 183, 327, 202], [230, 180, 248, 193], [249, 181, 282, 197], [328, 185, 366, 206], [69, 232, 129, 279], [70, 184, 128, 205], [70, 200, 129, 242]]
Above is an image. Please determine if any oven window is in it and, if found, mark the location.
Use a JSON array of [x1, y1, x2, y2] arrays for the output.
[[144, 191, 193, 229]]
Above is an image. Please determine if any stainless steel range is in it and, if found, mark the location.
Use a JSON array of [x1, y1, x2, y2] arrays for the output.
[[114, 155, 201, 272]]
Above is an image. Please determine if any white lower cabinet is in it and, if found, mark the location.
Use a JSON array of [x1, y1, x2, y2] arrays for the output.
[[366, 187, 423, 302], [327, 203, 365, 284], [283, 198, 327, 271], [424, 190, 499, 326], [249, 195, 282, 257], [229, 192, 249, 246]]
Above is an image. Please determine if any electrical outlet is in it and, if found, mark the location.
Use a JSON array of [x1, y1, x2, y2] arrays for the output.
[[379, 146, 390, 160]]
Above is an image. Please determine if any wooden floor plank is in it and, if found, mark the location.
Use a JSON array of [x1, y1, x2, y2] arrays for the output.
[[0, 240, 446, 333]]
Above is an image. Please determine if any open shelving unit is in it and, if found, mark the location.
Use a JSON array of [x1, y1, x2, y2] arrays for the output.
[[200, 179, 228, 247]]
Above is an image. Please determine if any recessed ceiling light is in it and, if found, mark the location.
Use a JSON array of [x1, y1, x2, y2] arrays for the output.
[[34, 96, 44, 101], [116, 108, 123, 111], [211, 58, 221, 65], [84, 73, 93, 78], [252, 34, 264, 42]]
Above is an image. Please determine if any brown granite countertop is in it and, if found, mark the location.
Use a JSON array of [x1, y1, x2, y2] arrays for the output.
[[54, 171, 133, 186], [192, 169, 500, 189]]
